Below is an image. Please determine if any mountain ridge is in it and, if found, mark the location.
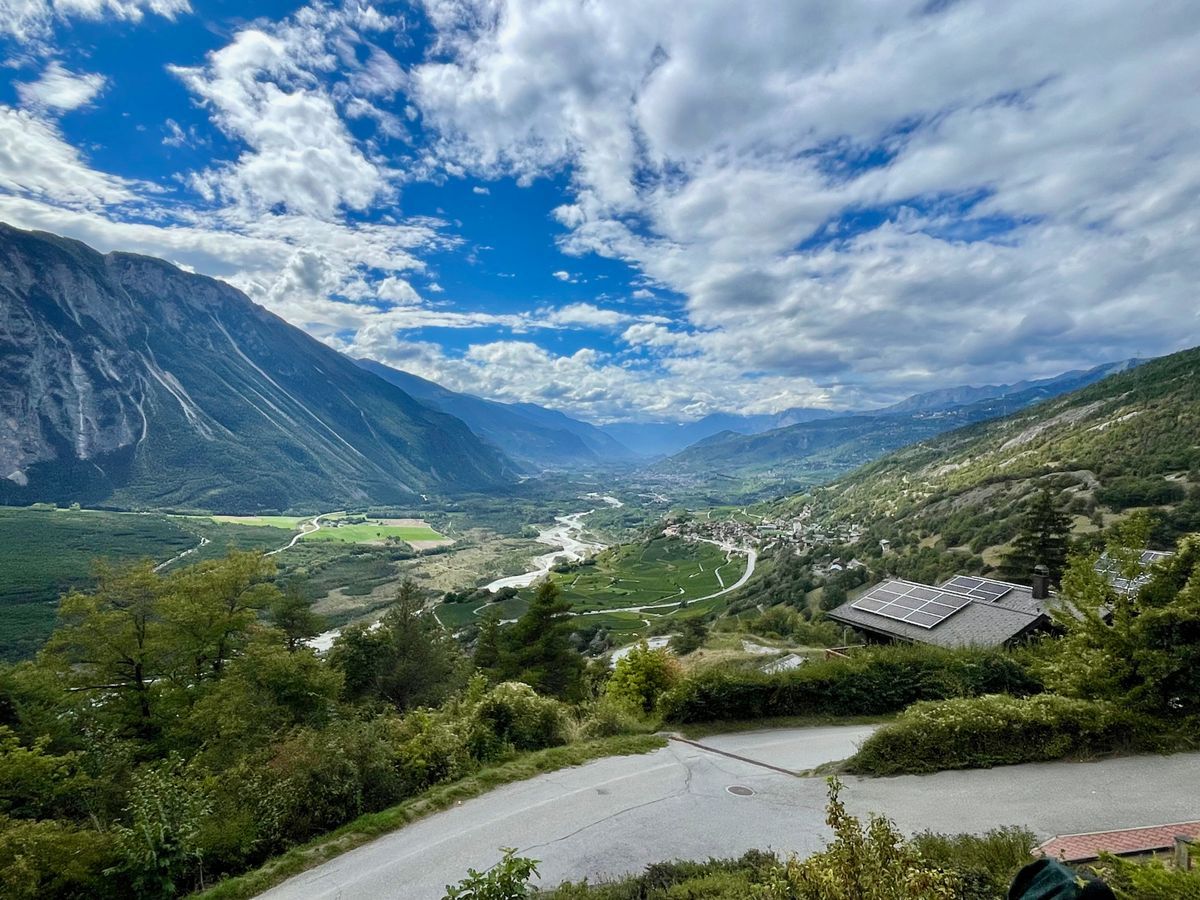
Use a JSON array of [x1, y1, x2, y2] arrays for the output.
[[353, 358, 632, 470], [0, 224, 511, 512], [655, 360, 1139, 486]]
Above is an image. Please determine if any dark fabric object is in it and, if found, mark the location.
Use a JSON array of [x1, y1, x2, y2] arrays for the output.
[[1008, 858, 1117, 899]]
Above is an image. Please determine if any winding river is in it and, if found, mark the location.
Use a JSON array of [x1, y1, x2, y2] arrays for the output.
[[308, 494, 622, 650], [484, 494, 621, 591]]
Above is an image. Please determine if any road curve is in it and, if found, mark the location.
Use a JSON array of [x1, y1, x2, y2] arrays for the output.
[[266, 514, 324, 556], [255, 727, 1200, 900]]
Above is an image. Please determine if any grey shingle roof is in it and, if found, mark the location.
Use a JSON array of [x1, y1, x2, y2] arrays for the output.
[[826, 576, 1048, 648]]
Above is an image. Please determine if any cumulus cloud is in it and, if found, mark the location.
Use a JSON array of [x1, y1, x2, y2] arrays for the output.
[[0, 0, 190, 43], [3, 0, 1199, 423], [168, 4, 405, 219], [411, 0, 1200, 405], [16, 62, 107, 111]]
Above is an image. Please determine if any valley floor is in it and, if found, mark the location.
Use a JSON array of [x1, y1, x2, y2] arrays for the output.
[[255, 725, 1199, 899]]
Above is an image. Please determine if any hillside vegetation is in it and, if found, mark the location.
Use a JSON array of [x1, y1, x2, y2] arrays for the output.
[[795, 345, 1200, 554], [657, 361, 1133, 490]]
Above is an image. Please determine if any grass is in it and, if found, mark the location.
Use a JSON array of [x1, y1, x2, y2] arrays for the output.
[[0, 506, 294, 660], [433, 536, 744, 633], [302, 521, 447, 544], [209, 514, 311, 529], [196, 734, 666, 900]]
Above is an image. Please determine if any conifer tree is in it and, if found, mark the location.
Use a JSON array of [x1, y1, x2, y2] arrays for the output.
[[504, 581, 584, 700], [1000, 488, 1072, 585]]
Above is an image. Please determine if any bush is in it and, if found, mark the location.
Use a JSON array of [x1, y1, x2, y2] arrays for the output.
[[909, 828, 1038, 900], [0, 815, 120, 899], [1090, 853, 1200, 899], [467, 683, 571, 761], [443, 848, 538, 899], [606, 643, 681, 714], [1096, 475, 1185, 510], [579, 697, 650, 739], [658, 645, 1040, 724], [849, 694, 1138, 775]]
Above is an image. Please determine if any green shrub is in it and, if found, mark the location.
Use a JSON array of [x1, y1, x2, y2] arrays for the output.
[[849, 694, 1138, 775], [396, 710, 473, 794], [467, 683, 571, 761], [909, 828, 1037, 900], [1090, 853, 1200, 899], [1096, 476, 1185, 510], [659, 645, 1040, 724], [444, 847, 538, 899], [578, 697, 650, 739], [605, 643, 681, 714], [0, 815, 121, 899]]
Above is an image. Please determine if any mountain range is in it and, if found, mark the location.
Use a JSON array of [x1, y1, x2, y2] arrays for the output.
[[795, 344, 1199, 552], [0, 223, 1166, 516], [0, 225, 509, 512], [654, 360, 1139, 485], [355, 359, 632, 471]]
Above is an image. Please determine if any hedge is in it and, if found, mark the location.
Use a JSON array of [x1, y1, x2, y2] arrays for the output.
[[658, 645, 1041, 723], [848, 694, 1138, 775]]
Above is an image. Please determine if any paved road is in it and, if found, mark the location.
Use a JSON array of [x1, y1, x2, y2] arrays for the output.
[[259, 726, 1200, 900]]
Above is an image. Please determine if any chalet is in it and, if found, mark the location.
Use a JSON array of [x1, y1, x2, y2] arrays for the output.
[[826, 573, 1054, 649]]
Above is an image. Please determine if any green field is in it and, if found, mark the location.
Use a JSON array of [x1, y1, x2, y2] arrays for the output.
[[0, 506, 293, 661], [436, 537, 746, 633], [301, 520, 447, 545], [210, 514, 311, 529], [553, 537, 743, 613]]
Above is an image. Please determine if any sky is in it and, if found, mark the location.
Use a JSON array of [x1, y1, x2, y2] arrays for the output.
[[1, 0, 1198, 424]]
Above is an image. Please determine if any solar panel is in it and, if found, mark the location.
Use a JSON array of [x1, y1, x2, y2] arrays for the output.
[[941, 574, 1015, 603], [1095, 550, 1172, 595], [851, 580, 973, 629]]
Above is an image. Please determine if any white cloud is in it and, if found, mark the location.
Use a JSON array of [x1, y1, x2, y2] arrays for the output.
[[4, 0, 1199, 423], [168, 4, 407, 220], [472, 185, 489, 194], [410, 0, 1200, 408], [542, 302, 624, 328], [0, 106, 138, 206], [0, 0, 190, 43], [16, 62, 107, 111]]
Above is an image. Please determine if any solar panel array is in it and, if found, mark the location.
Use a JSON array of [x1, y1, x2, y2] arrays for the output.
[[851, 580, 973, 629], [1095, 550, 1173, 595], [940, 575, 1014, 603]]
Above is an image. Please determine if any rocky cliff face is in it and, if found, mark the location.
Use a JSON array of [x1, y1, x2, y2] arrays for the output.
[[0, 224, 510, 511]]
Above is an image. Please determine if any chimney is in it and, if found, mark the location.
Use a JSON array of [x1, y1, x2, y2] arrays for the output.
[[1031, 564, 1051, 601]]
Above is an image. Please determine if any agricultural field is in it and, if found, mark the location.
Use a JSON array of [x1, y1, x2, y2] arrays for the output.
[[300, 516, 451, 548], [557, 537, 744, 613], [437, 536, 747, 635], [209, 514, 312, 529], [0, 506, 294, 660]]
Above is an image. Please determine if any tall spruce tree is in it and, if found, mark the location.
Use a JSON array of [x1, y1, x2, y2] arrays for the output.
[[1000, 488, 1073, 584], [504, 580, 584, 700]]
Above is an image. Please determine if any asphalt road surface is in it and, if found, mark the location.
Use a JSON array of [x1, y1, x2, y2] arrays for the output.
[[259, 726, 1200, 899]]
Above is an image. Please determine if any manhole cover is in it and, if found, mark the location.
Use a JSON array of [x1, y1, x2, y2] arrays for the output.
[[726, 785, 755, 797]]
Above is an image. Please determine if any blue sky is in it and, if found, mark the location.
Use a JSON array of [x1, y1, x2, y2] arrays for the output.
[[1, 0, 1198, 423]]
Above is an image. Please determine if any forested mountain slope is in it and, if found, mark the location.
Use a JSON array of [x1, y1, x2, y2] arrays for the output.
[[799, 345, 1200, 550], [0, 225, 511, 511], [658, 360, 1135, 487]]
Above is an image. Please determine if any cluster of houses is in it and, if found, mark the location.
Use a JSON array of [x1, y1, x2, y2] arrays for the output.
[[662, 507, 863, 557]]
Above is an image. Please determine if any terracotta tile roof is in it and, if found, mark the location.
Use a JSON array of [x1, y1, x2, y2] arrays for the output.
[[1037, 822, 1200, 862]]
